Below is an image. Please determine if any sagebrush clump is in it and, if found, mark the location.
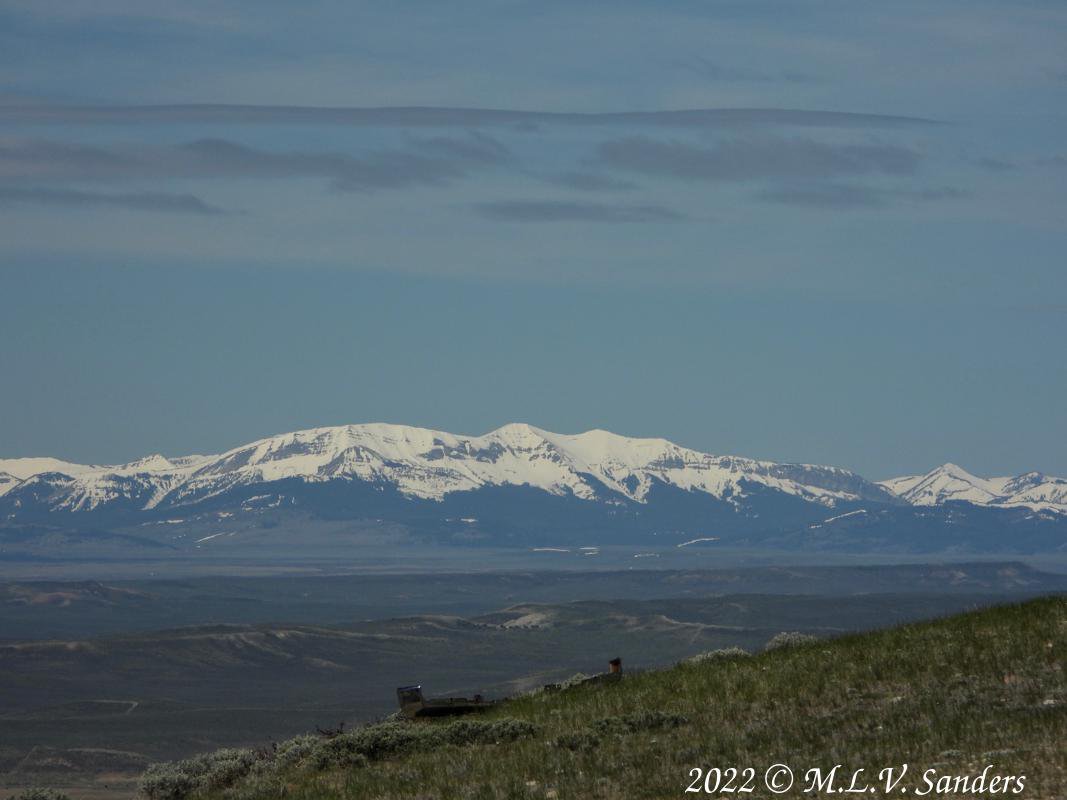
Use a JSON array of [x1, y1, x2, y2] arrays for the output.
[[685, 646, 750, 663], [270, 735, 319, 769], [764, 630, 819, 650], [140, 717, 540, 800], [7, 790, 72, 800], [141, 748, 263, 800]]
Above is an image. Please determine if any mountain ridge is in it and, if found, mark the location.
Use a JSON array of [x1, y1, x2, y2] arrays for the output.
[[2, 423, 1065, 556], [0, 422, 899, 512], [1, 422, 1062, 513]]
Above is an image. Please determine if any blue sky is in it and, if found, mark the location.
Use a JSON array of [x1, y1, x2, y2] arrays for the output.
[[1, 1, 1065, 478]]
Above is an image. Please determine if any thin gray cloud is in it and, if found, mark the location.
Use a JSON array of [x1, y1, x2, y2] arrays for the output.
[[0, 139, 130, 180], [411, 131, 511, 164], [0, 103, 939, 130], [596, 136, 921, 182], [756, 183, 965, 209], [0, 186, 222, 214], [0, 134, 507, 191], [179, 138, 473, 190], [474, 200, 684, 223]]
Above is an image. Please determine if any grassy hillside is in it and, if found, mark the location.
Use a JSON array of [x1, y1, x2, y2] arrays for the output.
[[137, 596, 1066, 800]]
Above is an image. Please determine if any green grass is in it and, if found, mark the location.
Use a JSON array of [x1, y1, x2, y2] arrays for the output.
[[148, 596, 1066, 799]]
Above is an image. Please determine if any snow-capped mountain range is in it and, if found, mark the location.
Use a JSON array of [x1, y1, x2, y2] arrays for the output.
[[2, 423, 1065, 556], [1, 422, 1062, 518]]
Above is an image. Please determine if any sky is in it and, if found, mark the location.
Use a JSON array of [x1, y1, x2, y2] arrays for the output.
[[1, 0, 1065, 479]]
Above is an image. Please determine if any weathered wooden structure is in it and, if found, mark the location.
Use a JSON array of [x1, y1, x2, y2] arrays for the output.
[[396, 658, 624, 718], [395, 684, 495, 719]]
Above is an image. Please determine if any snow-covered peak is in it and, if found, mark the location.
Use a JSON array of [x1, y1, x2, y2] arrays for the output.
[[0, 457, 99, 480], [881, 463, 1003, 506], [486, 421, 548, 440], [1000, 471, 1047, 495], [999, 475, 1067, 514], [543, 428, 676, 469], [114, 454, 178, 474], [879, 463, 1067, 514]]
